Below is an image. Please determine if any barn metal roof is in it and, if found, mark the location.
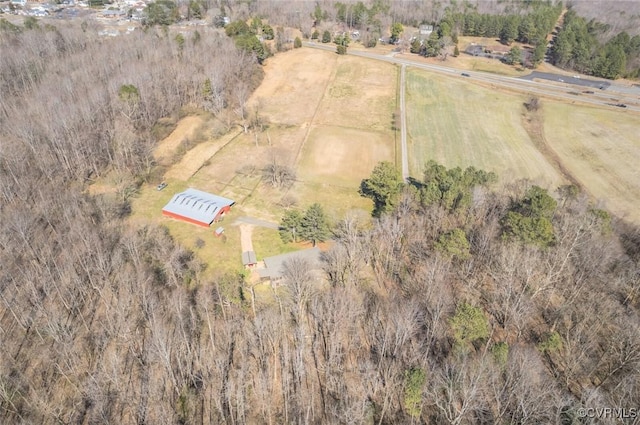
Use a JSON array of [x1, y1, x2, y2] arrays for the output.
[[162, 188, 234, 225]]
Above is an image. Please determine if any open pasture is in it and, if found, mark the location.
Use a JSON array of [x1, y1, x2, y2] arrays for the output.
[[405, 69, 565, 188], [542, 104, 640, 222]]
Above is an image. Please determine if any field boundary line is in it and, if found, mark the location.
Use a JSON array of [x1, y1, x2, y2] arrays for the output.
[[292, 55, 338, 167], [189, 130, 243, 179]]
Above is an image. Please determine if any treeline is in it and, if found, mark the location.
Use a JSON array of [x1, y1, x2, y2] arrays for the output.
[[551, 9, 640, 79], [143, 0, 209, 26], [0, 20, 261, 180], [407, 3, 561, 65], [0, 20, 262, 424], [444, 2, 562, 45]]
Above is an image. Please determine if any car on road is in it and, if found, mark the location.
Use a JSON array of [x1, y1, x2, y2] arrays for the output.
[[157, 182, 168, 191], [616, 103, 627, 108], [461, 73, 470, 77]]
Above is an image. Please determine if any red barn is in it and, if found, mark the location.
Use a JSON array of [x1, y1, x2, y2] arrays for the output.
[[162, 188, 235, 227]]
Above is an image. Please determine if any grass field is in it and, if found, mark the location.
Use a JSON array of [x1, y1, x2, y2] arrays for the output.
[[404, 69, 565, 187], [127, 47, 640, 277], [128, 48, 397, 274], [542, 104, 640, 222]]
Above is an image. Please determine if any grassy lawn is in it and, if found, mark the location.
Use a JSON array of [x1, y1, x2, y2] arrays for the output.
[[287, 180, 373, 222], [251, 226, 299, 260], [404, 69, 564, 188]]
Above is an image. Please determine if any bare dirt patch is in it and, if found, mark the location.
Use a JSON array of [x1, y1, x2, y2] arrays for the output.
[[239, 224, 254, 253], [164, 130, 241, 181]]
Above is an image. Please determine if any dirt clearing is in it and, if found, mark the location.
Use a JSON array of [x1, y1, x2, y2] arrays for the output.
[[299, 126, 394, 187], [164, 130, 241, 181]]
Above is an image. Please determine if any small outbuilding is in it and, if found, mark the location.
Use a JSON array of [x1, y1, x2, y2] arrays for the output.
[[242, 251, 258, 268], [162, 188, 234, 227]]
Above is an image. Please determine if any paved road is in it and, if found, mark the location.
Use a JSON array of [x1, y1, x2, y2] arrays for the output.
[[399, 64, 409, 182], [520, 71, 611, 90], [302, 42, 640, 112], [234, 216, 279, 229]]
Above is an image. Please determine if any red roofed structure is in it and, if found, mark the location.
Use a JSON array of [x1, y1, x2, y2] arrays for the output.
[[162, 188, 235, 227]]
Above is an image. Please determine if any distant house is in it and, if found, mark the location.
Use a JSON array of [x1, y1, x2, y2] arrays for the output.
[[162, 188, 234, 227], [465, 44, 485, 56], [258, 247, 322, 282], [242, 251, 258, 268], [418, 24, 434, 40], [101, 9, 125, 18]]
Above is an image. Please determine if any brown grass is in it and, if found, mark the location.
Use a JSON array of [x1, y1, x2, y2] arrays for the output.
[[131, 44, 640, 278], [405, 69, 565, 188], [153, 115, 205, 163], [542, 102, 640, 222]]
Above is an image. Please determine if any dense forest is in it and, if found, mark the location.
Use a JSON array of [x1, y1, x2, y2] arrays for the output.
[[2, 8, 640, 425], [551, 9, 640, 79]]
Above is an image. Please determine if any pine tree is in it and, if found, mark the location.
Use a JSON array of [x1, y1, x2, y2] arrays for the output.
[[279, 210, 303, 243], [300, 203, 330, 247]]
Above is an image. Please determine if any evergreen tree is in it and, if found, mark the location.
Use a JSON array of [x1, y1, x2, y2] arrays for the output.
[[262, 24, 275, 40], [300, 204, 331, 247], [359, 161, 403, 217], [279, 210, 303, 243], [410, 38, 422, 54], [390, 22, 403, 43]]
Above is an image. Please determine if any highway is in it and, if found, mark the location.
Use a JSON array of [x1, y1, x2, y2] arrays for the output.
[[303, 42, 640, 113]]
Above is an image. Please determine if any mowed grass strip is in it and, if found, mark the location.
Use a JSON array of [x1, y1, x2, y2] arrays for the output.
[[404, 69, 564, 187], [542, 103, 640, 222]]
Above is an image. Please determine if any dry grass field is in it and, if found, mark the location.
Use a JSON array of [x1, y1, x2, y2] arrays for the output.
[[404, 69, 565, 187], [128, 46, 640, 275], [130, 48, 398, 273], [542, 103, 640, 222]]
